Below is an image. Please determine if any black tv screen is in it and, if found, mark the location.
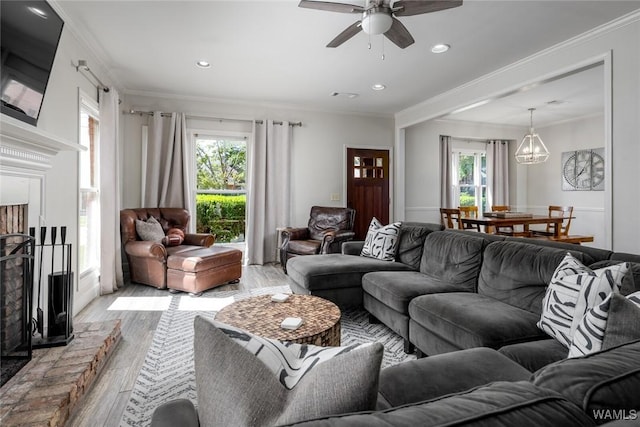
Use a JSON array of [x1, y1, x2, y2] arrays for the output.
[[1, 0, 64, 126]]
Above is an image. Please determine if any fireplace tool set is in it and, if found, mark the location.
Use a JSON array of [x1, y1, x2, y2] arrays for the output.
[[29, 226, 74, 348]]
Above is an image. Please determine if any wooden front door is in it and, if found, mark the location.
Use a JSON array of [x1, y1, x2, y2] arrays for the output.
[[346, 148, 390, 240]]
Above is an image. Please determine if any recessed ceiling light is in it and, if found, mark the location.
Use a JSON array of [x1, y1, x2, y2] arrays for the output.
[[431, 44, 450, 54], [196, 60, 211, 69], [372, 84, 386, 91], [28, 6, 48, 19]]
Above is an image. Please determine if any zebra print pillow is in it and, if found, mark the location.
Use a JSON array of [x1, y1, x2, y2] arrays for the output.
[[538, 253, 628, 348], [360, 218, 402, 261], [568, 291, 640, 358], [213, 320, 373, 389]]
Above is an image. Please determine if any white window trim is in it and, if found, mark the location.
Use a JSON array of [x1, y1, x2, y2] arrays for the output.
[[452, 148, 487, 210], [77, 90, 100, 288]]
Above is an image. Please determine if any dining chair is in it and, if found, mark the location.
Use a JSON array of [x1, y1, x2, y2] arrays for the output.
[[458, 206, 480, 231], [440, 208, 463, 229], [532, 205, 574, 237], [490, 205, 514, 235], [491, 205, 510, 212]]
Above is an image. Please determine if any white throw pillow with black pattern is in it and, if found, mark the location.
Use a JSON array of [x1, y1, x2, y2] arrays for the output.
[[360, 217, 401, 261], [213, 320, 372, 389], [538, 253, 628, 348], [193, 316, 383, 427], [569, 290, 639, 358]]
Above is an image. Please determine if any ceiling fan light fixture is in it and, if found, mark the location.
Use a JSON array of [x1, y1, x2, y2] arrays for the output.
[[361, 11, 392, 35], [515, 108, 550, 164]]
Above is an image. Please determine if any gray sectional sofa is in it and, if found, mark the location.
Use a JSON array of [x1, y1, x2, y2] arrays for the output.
[[286, 223, 640, 370]]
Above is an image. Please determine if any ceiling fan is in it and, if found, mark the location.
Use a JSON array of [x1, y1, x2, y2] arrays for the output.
[[299, 0, 462, 49]]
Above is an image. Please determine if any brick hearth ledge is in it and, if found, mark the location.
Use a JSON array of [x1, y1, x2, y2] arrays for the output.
[[0, 320, 122, 426]]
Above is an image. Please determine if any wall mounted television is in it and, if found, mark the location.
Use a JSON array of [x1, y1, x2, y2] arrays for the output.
[[1, 0, 64, 127]]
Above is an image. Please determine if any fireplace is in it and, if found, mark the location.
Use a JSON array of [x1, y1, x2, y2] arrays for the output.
[[1, 114, 83, 386], [1, 204, 35, 387]]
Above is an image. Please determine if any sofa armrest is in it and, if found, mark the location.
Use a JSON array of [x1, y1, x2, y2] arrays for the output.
[[319, 230, 356, 254], [342, 241, 365, 255], [151, 399, 199, 427], [281, 227, 310, 241], [124, 240, 166, 261], [184, 233, 215, 247]]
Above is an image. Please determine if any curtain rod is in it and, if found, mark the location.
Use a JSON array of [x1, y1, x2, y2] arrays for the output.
[[75, 60, 109, 92], [124, 109, 302, 127]]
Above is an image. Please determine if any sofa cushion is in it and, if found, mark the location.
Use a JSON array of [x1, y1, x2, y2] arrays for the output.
[[286, 254, 412, 292], [409, 293, 548, 350], [378, 347, 531, 409], [286, 381, 596, 427], [538, 254, 627, 348], [193, 316, 384, 426], [361, 218, 402, 261], [418, 231, 485, 293], [499, 339, 569, 372], [478, 241, 580, 315], [363, 271, 476, 314], [287, 239, 322, 255], [602, 292, 640, 349], [395, 223, 443, 270], [532, 338, 640, 425]]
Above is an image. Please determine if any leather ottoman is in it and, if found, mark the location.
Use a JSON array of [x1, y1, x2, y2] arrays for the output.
[[167, 246, 242, 295]]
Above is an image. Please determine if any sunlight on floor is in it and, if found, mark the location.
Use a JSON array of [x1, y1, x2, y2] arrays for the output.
[[107, 296, 172, 311], [177, 296, 235, 312]]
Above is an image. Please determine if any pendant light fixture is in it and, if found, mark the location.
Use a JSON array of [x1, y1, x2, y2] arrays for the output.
[[515, 108, 550, 164]]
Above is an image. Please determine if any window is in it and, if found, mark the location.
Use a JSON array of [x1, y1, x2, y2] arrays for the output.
[[194, 134, 247, 243], [453, 150, 487, 213], [79, 96, 100, 277]]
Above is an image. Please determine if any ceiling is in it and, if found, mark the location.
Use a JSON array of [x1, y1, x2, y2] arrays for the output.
[[53, 0, 640, 125]]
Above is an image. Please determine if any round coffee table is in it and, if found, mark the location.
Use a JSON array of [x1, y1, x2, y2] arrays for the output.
[[215, 294, 341, 347]]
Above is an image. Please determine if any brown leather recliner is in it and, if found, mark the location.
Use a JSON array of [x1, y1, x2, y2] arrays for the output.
[[120, 208, 214, 289], [280, 206, 355, 273]]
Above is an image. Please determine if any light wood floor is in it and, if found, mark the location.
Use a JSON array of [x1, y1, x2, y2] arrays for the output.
[[66, 263, 291, 427]]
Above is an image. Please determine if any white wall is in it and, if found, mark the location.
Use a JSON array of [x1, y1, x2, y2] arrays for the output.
[[403, 119, 525, 223], [404, 115, 607, 246], [527, 115, 606, 246], [121, 94, 394, 227], [396, 13, 640, 252]]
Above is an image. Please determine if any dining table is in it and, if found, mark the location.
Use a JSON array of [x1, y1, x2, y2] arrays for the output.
[[460, 214, 570, 237]]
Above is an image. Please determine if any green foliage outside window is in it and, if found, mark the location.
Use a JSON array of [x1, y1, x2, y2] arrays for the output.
[[196, 194, 246, 243], [196, 139, 246, 190]]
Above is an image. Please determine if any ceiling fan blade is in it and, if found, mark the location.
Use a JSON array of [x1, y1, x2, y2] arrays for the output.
[[384, 17, 414, 48], [327, 21, 363, 47], [298, 0, 365, 13], [393, 0, 462, 17]]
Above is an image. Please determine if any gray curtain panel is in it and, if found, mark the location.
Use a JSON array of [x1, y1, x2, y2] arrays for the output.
[[99, 87, 124, 294], [246, 120, 292, 265], [486, 140, 510, 208], [143, 112, 190, 209], [439, 135, 454, 208]]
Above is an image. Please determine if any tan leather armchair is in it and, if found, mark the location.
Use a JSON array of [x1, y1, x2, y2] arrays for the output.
[[120, 208, 214, 289], [280, 206, 355, 273]]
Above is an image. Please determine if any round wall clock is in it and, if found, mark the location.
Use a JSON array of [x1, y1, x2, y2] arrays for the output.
[[561, 148, 605, 191]]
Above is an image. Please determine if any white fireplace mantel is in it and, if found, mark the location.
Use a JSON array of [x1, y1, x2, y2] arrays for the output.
[[0, 114, 85, 174]]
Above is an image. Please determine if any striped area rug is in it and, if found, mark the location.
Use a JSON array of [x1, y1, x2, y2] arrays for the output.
[[120, 286, 415, 427]]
